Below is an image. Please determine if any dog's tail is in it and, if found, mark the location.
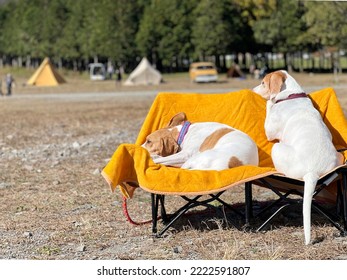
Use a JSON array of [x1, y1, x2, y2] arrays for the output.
[[303, 172, 319, 245]]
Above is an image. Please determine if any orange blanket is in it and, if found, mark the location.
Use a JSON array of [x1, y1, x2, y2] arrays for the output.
[[102, 88, 347, 199]]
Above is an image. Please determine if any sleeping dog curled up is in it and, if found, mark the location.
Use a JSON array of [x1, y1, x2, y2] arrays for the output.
[[142, 112, 259, 170], [253, 70, 344, 245]]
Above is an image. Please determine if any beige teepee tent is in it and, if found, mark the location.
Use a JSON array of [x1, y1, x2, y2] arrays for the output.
[[27, 57, 66, 86], [124, 57, 162, 86]]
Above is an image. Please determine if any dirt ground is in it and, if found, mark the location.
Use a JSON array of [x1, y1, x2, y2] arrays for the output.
[[1, 71, 347, 260]]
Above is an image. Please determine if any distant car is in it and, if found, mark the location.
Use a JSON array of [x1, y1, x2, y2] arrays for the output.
[[189, 62, 218, 83], [89, 63, 106, 81]]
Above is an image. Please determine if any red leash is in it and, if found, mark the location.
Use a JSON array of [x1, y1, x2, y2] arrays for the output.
[[122, 196, 220, 226], [122, 196, 159, 225], [122, 196, 246, 226]]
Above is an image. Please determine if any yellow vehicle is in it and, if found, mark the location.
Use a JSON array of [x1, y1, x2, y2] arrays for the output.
[[189, 62, 218, 83]]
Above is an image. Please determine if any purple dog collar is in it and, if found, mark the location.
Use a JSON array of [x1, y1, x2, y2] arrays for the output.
[[275, 93, 308, 104], [177, 121, 191, 145]]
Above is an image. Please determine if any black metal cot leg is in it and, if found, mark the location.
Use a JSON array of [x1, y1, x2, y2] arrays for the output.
[[311, 202, 344, 233], [256, 203, 292, 232], [159, 195, 169, 223], [337, 180, 343, 219], [245, 182, 253, 226], [151, 194, 160, 234], [342, 171, 347, 234], [155, 195, 203, 237]]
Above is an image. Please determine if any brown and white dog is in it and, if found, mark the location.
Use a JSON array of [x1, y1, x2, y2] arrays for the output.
[[142, 112, 259, 170], [253, 70, 344, 245]]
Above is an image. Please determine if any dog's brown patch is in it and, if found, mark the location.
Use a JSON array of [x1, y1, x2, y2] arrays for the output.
[[228, 156, 243, 168], [145, 127, 180, 156], [264, 71, 287, 95], [199, 128, 233, 152], [167, 112, 187, 127], [337, 152, 345, 165], [170, 127, 180, 142]]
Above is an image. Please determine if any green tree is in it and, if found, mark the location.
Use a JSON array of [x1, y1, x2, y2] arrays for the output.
[[136, 0, 197, 69], [156, 0, 196, 69], [237, 0, 277, 53], [252, 0, 306, 53], [191, 0, 248, 63], [303, 1, 347, 49], [41, 0, 68, 58], [1, 0, 37, 58], [106, 0, 141, 65], [302, 1, 347, 72], [54, 0, 85, 65], [77, 0, 107, 62], [0, 2, 12, 56], [1, 0, 68, 60], [249, 0, 307, 70], [75, 0, 140, 66]]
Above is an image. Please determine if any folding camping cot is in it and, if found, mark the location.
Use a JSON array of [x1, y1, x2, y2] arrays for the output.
[[102, 88, 347, 239]]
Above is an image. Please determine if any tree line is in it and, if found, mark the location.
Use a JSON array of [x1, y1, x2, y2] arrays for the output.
[[0, 0, 346, 73]]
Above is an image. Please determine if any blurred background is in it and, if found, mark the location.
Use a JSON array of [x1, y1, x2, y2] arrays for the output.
[[0, 0, 346, 80]]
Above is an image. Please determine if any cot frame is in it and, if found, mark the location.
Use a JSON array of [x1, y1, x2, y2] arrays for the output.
[[151, 191, 244, 237], [149, 167, 347, 238], [244, 167, 347, 236]]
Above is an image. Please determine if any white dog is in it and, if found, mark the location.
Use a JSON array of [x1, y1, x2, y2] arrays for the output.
[[142, 112, 259, 170], [253, 70, 343, 245]]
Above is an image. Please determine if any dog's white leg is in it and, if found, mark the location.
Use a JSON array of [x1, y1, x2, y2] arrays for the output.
[[302, 172, 319, 245], [181, 152, 212, 170], [153, 152, 189, 167], [181, 149, 232, 170], [271, 143, 297, 175], [265, 114, 282, 142]]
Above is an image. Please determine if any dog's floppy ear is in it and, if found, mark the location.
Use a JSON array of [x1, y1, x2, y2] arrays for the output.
[[269, 71, 286, 94], [167, 112, 187, 127], [159, 137, 179, 157]]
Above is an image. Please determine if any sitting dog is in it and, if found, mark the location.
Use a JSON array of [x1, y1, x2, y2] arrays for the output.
[[142, 112, 259, 170], [253, 70, 344, 245]]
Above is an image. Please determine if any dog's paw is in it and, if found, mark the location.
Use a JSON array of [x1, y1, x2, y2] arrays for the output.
[[152, 155, 163, 163]]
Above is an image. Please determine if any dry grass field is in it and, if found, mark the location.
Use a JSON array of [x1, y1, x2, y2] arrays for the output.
[[1, 70, 347, 260]]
